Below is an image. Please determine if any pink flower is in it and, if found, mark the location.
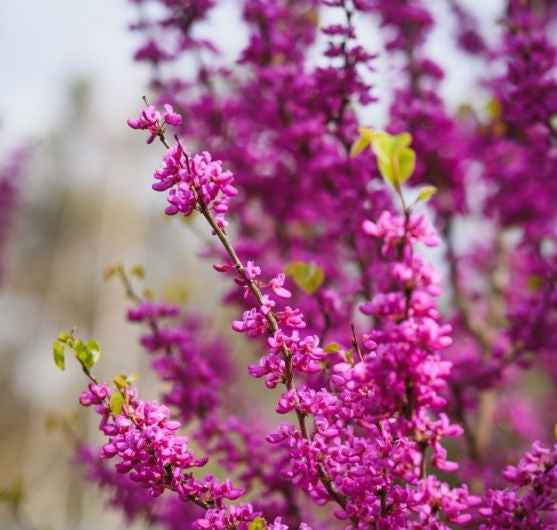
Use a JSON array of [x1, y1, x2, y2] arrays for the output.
[[163, 104, 182, 126], [270, 273, 291, 298]]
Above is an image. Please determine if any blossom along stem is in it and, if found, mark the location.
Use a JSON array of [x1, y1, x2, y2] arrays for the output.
[[125, 101, 356, 521], [156, 134, 353, 518], [198, 186, 356, 525], [391, 189, 429, 479]]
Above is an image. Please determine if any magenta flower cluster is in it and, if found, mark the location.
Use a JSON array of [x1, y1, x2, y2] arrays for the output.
[[148, 136, 237, 227], [479, 441, 557, 529], [78, 382, 264, 529], [127, 104, 182, 144]]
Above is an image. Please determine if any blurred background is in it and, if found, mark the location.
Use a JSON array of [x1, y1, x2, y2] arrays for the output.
[[0, 1, 503, 529]]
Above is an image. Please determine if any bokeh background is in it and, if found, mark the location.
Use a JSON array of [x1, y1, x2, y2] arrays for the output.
[[0, 1, 503, 529]]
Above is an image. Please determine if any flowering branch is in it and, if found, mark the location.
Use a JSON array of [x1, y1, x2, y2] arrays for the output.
[[152, 118, 352, 518]]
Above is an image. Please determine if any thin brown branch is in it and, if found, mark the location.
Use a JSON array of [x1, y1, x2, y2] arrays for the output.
[[350, 323, 363, 362]]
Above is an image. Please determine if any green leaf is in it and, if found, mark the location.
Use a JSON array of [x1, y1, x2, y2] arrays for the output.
[[114, 375, 128, 391], [324, 342, 340, 353], [351, 136, 370, 157], [86, 339, 101, 358], [369, 131, 416, 187], [53, 342, 65, 371], [486, 98, 501, 120], [131, 265, 145, 279], [114, 372, 138, 391], [248, 517, 267, 530], [350, 136, 369, 157], [284, 261, 325, 294], [417, 185, 437, 203], [57, 332, 71, 343], [350, 127, 374, 157], [396, 146, 416, 184], [76, 340, 101, 370], [69, 338, 84, 351], [109, 392, 125, 416], [103, 265, 119, 281]]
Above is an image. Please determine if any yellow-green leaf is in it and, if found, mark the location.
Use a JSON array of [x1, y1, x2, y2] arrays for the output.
[[417, 185, 437, 202], [77, 340, 101, 370], [486, 98, 501, 120], [284, 261, 324, 294], [351, 137, 370, 157], [350, 127, 375, 157], [248, 517, 267, 530], [131, 265, 145, 279], [114, 372, 138, 391], [68, 338, 84, 352], [114, 375, 128, 391], [87, 339, 101, 355], [103, 265, 119, 281], [57, 332, 71, 343], [53, 342, 65, 371], [395, 146, 416, 184], [350, 135, 369, 157], [369, 131, 416, 187], [109, 392, 125, 416], [358, 127, 375, 140], [324, 342, 340, 353]]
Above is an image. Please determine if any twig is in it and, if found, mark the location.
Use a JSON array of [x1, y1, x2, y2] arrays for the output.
[[350, 323, 363, 362]]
